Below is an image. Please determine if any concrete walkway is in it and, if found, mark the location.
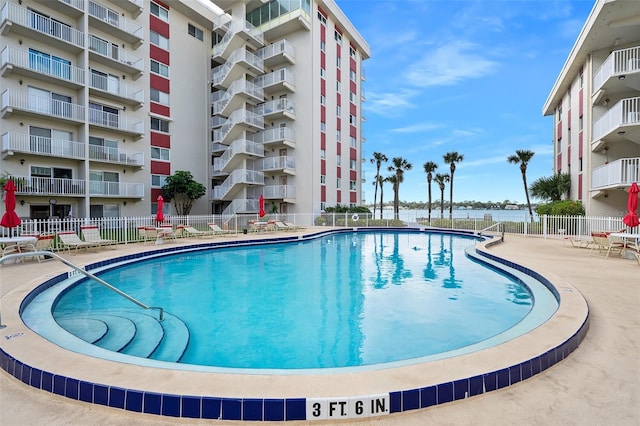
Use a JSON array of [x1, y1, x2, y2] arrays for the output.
[[1, 233, 638, 425]]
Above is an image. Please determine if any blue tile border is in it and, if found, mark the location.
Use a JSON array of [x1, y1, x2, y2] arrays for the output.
[[1, 229, 590, 421]]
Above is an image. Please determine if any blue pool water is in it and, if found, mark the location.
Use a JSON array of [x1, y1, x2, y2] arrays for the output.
[[45, 231, 552, 371]]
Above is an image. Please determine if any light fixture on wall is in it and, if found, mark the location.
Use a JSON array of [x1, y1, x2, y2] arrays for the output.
[[123, 106, 127, 111], [19, 79, 23, 85], [20, 200, 25, 206], [20, 159, 25, 165], [123, 201, 127, 206], [619, 75, 626, 80]]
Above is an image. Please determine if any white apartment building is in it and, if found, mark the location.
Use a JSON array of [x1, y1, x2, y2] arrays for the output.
[[543, 0, 640, 217], [0, 0, 369, 220]]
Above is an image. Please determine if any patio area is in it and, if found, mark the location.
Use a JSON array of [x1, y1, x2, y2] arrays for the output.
[[0, 233, 638, 425]]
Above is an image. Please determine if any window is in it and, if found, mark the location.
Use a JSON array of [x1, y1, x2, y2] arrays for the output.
[[320, 149, 326, 158], [350, 180, 356, 190], [150, 2, 169, 21], [150, 30, 169, 50], [320, 122, 326, 132], [579, 116, 583, 131], [336, 81, 341, 91], [90, 204, 120, 218], [151, 174, 168, 188], [150, 88, 169, 105], [151, 146, 170, 161], [317, 11, 327, 25], [320, 95, 326, 105], [88, 102, 119, 127], [557, 105, 562, 122], [150, 59, 169, 77], [336, 105, 341, 115], [151, 117, 170, 133], [320, 67, 326, 78], [336, 178, 341, 188], [350, 46, 356, 58], [579, 70, 583, 88], [89, 171, 120, 196], [320, 175, 326, 184], [29, 49, 71, 80], [349, 91, 356, 102], [350, 70, 356, 80], [350, 136, 356, 147], [188, 23, 203, 41], [320, 202, 326, 211], [334, 30, 342, 44], [90, 68, 119, 94], [349, 114, 356, 124], [336, 56, 341, 68], [320, 40, 326, 52], [350, 159, 357, 169], [336, 130, 341, 141], [337, 154, 341, 165]]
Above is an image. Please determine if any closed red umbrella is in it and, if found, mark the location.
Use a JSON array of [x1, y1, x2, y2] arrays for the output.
[[156, 195, 165, 224], [622, 182, 639, 228], [258, 194, 265, 218], [1, 180, 21, 229]]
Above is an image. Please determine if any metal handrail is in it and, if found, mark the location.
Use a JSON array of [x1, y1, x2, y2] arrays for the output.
[[0, 251, 164, 323], [478, 222, 504, 239]]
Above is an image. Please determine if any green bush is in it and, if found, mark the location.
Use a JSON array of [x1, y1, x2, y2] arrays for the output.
[[536, 200, 585, 216]]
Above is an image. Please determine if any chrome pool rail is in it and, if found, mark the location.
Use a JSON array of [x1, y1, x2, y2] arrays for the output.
[[0, 251, 164, 321]]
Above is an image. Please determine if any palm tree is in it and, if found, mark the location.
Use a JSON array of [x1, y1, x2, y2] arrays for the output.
[[383, 175, 395, 219], [387, 157, 413, 220], [370, 152, 388, 219], [530, 173, 572, 202], [423, 161, 438, 223], [443, 152, 464, 219], [434, 173, 450, 218], [507, 150, 535, 221], [374, 174, 386, 219]]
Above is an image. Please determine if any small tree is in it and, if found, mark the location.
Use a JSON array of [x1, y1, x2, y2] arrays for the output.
[[434, 173, 450, 218], [507, 150, 535, 222], [161, 171, 206, 215]]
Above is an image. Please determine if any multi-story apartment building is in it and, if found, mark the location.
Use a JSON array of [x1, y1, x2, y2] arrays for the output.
[[543, 0, 640, 217], [0, 0, 369, 221]]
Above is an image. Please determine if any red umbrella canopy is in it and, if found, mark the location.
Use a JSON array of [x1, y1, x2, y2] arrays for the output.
[[622, 182, 639, 228], [259, 195, 266, 218], [1, 180, 21, 228], [155, 195, 165, 223]]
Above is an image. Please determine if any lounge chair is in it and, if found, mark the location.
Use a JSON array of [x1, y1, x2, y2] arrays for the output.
[[589, 231, 625, 258], [158, 225, 178, 241], [564, 235, 594, 249], [181, 225, 214, 238], [141, 226, 159, 245], [21, 234, 55, 262], [57, 231, 98, 253], [208, 223, 234, 236], [81, 225, 117, 249]]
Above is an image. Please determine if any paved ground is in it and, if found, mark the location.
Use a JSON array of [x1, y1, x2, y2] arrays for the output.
[[1, 232, 638, 425]]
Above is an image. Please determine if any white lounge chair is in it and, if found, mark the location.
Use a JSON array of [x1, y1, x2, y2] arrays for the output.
[[57, 231, 98, 253], [589, 231, 624, 258], [208, 223, 234, 236], [181, 225, 214, 238], [21, 234, 55, 262], [81, 225, 117, 249]]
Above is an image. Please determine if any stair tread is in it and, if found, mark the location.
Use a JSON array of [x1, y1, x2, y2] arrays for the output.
[[55, 317, 108, 344]]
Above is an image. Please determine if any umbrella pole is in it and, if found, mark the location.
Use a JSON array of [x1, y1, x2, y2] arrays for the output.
[[0, 310, 5, 329]]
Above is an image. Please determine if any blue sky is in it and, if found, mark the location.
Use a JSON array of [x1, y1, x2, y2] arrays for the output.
[[336, 0, 595, 204]]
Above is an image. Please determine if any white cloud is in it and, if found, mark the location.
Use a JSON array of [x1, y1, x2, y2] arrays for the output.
[[366, 89, 417, 115], [404, 41, 498, 87], [390, 122, 442, 133]]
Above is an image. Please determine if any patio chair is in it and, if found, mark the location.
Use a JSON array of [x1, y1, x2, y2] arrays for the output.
[[158, 225, 178, 241], [181, 225, 214, 238], [564, 235, 594, 249], [57, 231, 98, 253], [21, 234, 55, 262], [208, 223, 234, 236], [589, 231, 625, 258], [142, 226, 159, 245], [81, 225, 117, 249]]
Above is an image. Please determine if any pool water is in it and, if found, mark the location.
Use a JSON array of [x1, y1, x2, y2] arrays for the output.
[[51, 232, 536, 370]]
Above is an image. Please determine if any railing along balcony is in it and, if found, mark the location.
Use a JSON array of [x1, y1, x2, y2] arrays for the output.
[[89, 180, 144, 197], [1, 132, 85, 159], [13, 176, 85, 196], [0, 2, 84, 49], [89, 109, 144, 135], [1, 89, 84, 122], [262, 184, 295, 199], [1, 46, 85, 86], [89, 145, 144, 166], [592, 157, 640, 189], [249, 127, 295, 146], [36, 0, 85, 15], [260, 156, 295, 172], [593, 97, 640, 142], [88, 1, 143, 43], [107, 0, 143, 16], [256, 39, 295, 65], [89, 72, 143, 103], [254, 98, 295, 117], [593, 46, 640, 92], [252, 69, 296, 91], [88, 35, 144, 72]]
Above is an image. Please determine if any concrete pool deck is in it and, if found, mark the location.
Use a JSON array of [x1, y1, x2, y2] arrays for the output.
[[0, 231, 638, 425]]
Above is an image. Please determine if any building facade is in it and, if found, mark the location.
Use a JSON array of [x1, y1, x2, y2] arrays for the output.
[[543, 0, 640, 217], [0, 0, 369, 220]]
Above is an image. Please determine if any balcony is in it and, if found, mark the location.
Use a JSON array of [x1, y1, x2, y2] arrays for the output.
[[1, 3, 84, 53], [212, 109, 264, 145], [262, 184, 296, 201], [260, 156, 295, 174], [256, 39, 295, 68], [591, 157, 640, 191], [593, 46, 640, 97], [212, 139, 264, 174], [89, 72, 143, 107], [252, 69, 296, 94], [88, 1, 143, 45], [1, 89, 84, 123], [89, 108, 144, 138], [1, 46, 85, 88], [1, 132, 85, 160], [211, 79, 263, 117], [89, 180, 144, 198], [250, 127, 295, 149], [211, 47, 263, 89], [592, 97, 640, 148], [88, 34, 144, 77], [212, 168, 264, 200], [108, 0, 143, 18], [254, 98, 295, 120], [88, 145, 144, 167], [13, 176, 85, 197], [212, 16, 264, 61], [247, 0, 311, 40], [33, 0, 85, 18]]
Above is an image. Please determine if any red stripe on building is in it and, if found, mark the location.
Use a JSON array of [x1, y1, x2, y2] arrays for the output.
[[151, 131, 170, 148], [337, 167, 341, 178], [153, 0, 170, 10], [150, 15, 169, 38], [150, 45, 170, 65], [151, 103, 170, 116], [321, 185, 326, 202], [336, 190, 341, 203], [150, 74, 170, 92], [321, 105, 326, 122], [350, 192, 357, 203], [578, 174, 582, 200], [321, 159, 326, 175], [556, 153, 562, 171], [349, 148, 356, 160], [151, 161, 171, 175], [320, 52, 326, 69], [350, 103, 356, 115], [151, 188, 163, 200], [350, 80, 356, 93], [578, 132, 583, 158], [350, 170, 356, 180], [321, 132, 326, 149]]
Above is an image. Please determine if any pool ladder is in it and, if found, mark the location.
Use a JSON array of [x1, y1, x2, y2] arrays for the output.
[[0, 252, 164, 329]]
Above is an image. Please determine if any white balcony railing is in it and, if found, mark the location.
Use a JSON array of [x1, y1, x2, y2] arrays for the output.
[[89, 72, 143, 103], [592, 97, 640, 142], [1, 46, 85, 85], [262, 184, 296, 199], [88, 145, 144, 166], [249, 127, 295, 145], [89, 108, 144, 134], [593, 46, 640, 92], [213, 169, 264, 199], [252, 69, 296, 90], [254, 98, 295, 117], [12, 176, 85, 196], [59, 0, 85, 12], [88, 1, 143, 40], [592, 157, 640, 189], [88, 35, 144, 72], [0, 2, 84, 48], [1, 132, 85, 159], [212, 139, 264, 172], [211, 47, 263, 86], [212, 18, 263, 58], [260, 156, 295, 171], [212, 109, 264, 143], [256, 39, 295, 63], [1, 89, 84, 121], [89, 180, 144, 197], [211, 79, 263, 114]]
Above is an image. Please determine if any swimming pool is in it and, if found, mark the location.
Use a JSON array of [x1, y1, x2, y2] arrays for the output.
[[2, 228, 590, 421]]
